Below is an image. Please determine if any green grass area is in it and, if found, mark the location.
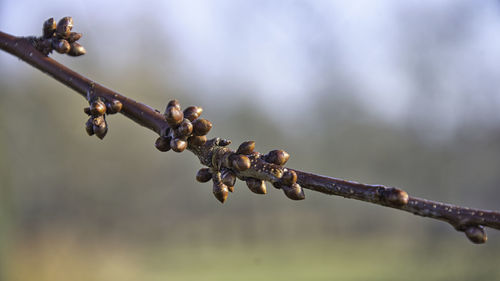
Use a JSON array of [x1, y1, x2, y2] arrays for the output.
[[6, 233, 499, 281]]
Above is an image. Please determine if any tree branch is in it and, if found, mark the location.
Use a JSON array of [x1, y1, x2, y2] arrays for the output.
[[1, 18, 499, 244]]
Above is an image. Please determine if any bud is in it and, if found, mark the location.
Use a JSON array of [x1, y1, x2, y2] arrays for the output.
[[155, 137, 171, 152], [90, 99, 106, 116], [183, 106, 203, 121], [175, 119, 193, 137], [213, 181, 229, 203], [43, 18, 56, 38], [265, 150, 290, 166], [67, 42, 86, 57], [196, 168, 212, 183], [228, 186, 235, 192], [167, 99, 181, 110], [221, 169, 236, 187], [282, 183, 305, 200], [67, 32, 82, 43], [170, 138, 187, 152], [465, 226, 487, 244], [236, 141, 255, 155], [188, 135, 207, 146], [83, 107, 91, 115], [92, 116, 107, 139], [246, 178, 267, 194], [165, 106, 184, 127], [85, 118, 94, 136], [192, 118, 212, 136], [281, 170, 297, 185], [106, 99, 123, 114], [56, 16, 73, 38], [383, 188, 409, 206], [52, 39, 70, 54], [232, 155, 250, 171]]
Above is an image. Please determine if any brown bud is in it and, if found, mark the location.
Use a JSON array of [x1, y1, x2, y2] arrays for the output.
[[167, 99, 181, 110], [213, 181, 229, 203], [155, 137, 171, 152], [283, 183, 305, 200], [465, 226, 487, 244], [170, 138, 187, 153], [52, 39, 70, 54], [67, 42, 86, 57], [106, 100, 123, 114], [165, 106, 184, 127], [246, 178, 267, 194], [228, 186, 235, 192], [56, 16, 73, 38], [92, 116, 107, 139], [85, 118, 94, 136], [43, 18, 56, 38], [67, 32, 82, 43], [236, 141, 255, 155], [83, 107, 91, 115], [232, 155, 251, 171], [188, 135, 207, 146], [281, 170, 297, 185], [183, 106, 203, 121], [265, 150, 290, 166], [383, 188, 409, 206], [221, 169, 236, 187], [90, 100, 106, 116], [196, 168, 212, 183], [175, 119, 193, 137], [192, 118, 212, 136]]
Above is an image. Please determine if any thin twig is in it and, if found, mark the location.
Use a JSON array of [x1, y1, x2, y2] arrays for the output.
[[1, 21, 499, 244]]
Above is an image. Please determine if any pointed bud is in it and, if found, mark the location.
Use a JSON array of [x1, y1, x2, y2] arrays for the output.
[[283, 183, 305, 200], [106, 100, 123, 114], [281, 170, 297, 185], [228, 185, 235, 192], [383, 188, 409, 206], [155, 137, 171, 152], [165, 106, 184, 127], [221, 169, 236, 187], [465, 226, 487, 244], [67, 42, 86, 57], [213, 181, 229, 203], [183, 106, 203, 121], [167, 99, 181, 110], [85, 118, 94, 136], [170, 138, 187, 152], [56, 17, 73, 38], [92, 116, 107, 139], [175, 119, 193, 137], [43, 18, 56, 38], [246, 178, 267, 194], [67, 32, 82, 43], [232, 155, 251, 171], [90, 100, 106, 116], [192, 118, 212, 136], [196, 168, 212, 183], [265, 150, 290, 166], [188, 135, 207, 146], [237, 141, 255, 155], [52, 39, 70, 54]]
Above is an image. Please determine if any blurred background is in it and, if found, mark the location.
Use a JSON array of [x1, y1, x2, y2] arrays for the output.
[[2, 0, 500, 280]]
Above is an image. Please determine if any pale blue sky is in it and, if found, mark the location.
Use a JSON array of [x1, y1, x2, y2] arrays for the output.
[[2, 0, 500, 137]]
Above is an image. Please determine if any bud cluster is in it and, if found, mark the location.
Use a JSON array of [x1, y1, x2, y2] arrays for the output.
[[36, 17, 86, 56], [195, 139, 305, 203], [84, 97, 123, 139], [155, 100, 212, 153]]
